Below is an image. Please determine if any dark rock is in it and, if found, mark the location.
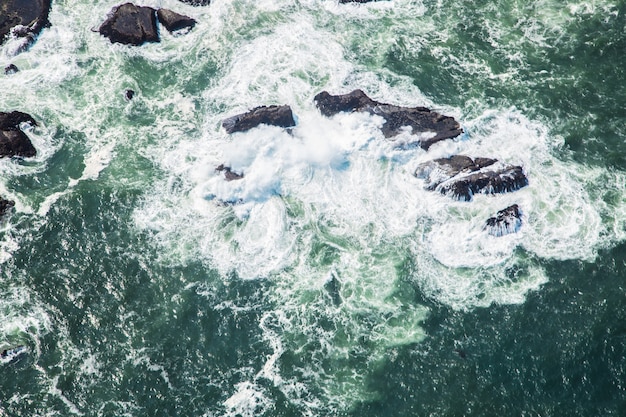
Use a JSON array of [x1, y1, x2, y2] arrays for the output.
[[124, 89, 135, 100], [0, 0, 51, 46], [99, 3, 159, 46], [177, 0, 211, 5], [4, 64, 19, 75], [415, 155, 528, 201], [314, 89, 463, 150], [157, 9, 196, 33], [340, 0, 385, 2], [0, 111, 37, 158], [0, 197, 15, 218], [415, 155, 497, 190], [0, 345, 27, 362], [454, 348, 467, 359], [222, 105, 296, 134], [484, 204, 522, 237], [216, 164, 243, 181]]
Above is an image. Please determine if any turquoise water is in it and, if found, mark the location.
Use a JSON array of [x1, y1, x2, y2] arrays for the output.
[[1, 0, 626, 415]]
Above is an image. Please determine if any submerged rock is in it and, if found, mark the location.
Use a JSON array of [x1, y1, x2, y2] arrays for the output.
[[0, 197, 15, 218], [484, 204, 522, 237], [314, 89, 463, 150], [0, 0, 51, 46], [157, 9, 196, 33], [216, 164, 243, 181], [0, 345, 27, 362], [4, 64, 19, 75], [124, 89, 135, 100], [324, 272, 342, 307], [99, 3, 159, 46], [415, 155, 528, 201], [177, 0, 211, 5], [0, 111, 37, 158], [222, 105, 296, 134]]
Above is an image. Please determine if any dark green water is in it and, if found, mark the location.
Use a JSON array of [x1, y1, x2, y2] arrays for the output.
[[1, 0, 625, 416]]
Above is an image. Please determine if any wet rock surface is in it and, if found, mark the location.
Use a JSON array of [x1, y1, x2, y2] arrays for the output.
[[314, 89, 463, 150], [0, 197, 15, 218], [216, 164, 244, 181], [4, 64, 19, 75], [415, 155, 528, 201], [99, 3, 159, 45], [0, 0, 51, 46], [222, 105, 296, 134], [157, 8, 196, 33], [0, 111, 37, 158], [484, 204, 522, 236]]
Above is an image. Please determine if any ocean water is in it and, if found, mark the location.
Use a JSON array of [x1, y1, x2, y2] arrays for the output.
[[1, 0, 626, 415]]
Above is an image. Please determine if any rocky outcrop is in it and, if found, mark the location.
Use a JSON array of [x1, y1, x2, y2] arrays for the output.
[[314, 89, 463, 150], [0, 0, 51, 46], [157, 9, 196, 33], [0, 197, 15, 218], [222, 105, 296, 134], [484, 204, 522, 237], [216, 164, 243, 181], [415, 155, 528, 201], [0, 111, 37, 158], [99, 3, 159, 45], [178, 0, 211, 5]]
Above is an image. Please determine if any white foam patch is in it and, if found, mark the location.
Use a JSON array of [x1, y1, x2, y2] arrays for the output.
[[128, 1, 626, 408], [0, 285, 52, 362], [222, 381, 273, 417]]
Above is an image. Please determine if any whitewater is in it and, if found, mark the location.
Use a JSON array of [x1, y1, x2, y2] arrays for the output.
[[2, 0, 626, 416]]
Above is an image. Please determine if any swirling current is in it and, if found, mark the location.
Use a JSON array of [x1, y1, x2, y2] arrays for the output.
[[1, 0, 626, 416]]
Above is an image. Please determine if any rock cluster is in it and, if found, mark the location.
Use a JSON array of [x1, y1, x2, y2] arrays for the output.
[[314, 89, 463, 150], [99, 3, 196, 46], [415, 155, 528, 201]]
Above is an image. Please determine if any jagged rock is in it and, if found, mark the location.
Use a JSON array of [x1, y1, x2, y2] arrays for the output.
[[157, 9, 196, 32], [484, 204, 522, 237], [415, 155, 528, 201], [415, 155, 497, 189], [0, 0, 51, 46], [99, 3, 159, 46], [314, 89, 463, 150], [222, 105, 296, 134], [124, 89, 135, 100], [178, 0, 211, 5], [0, 111, 37, 158], [4, 64, 19, 75], [0, 197, 15, 218], [216, 164, 243, 181]]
